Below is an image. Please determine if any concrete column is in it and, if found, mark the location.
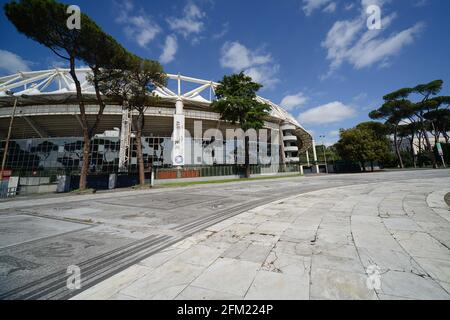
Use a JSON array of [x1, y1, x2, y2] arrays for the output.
[[306, 150, 310, 166], [312, 139, 320, 174], [175, 98, 183, 114], [118, 106, 131, 172], [278, 127, 286, 169], [172, 99, 185, 166]]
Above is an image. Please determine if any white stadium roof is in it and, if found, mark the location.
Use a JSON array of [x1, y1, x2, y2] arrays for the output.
[[0, 68, 306, 131]]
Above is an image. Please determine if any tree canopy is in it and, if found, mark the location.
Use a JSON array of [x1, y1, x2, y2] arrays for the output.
[[335, 124, 390, 171], [93, 56, 167, 186], [369, 79, 450, 169], [212, 72, 271, 131], [96, 56, 166, 101], [211, 72, 271, 178], [3, 0, 151, 190], [5, 0, 104, 63]]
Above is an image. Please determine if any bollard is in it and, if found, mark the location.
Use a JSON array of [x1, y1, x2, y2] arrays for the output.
[[150, 171, 155, 187], [108, 174, 117, 190], [56, 175, 71, 193]]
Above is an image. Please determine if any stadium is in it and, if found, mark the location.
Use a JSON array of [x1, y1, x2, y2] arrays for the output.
[[0, 68, 319, 191]]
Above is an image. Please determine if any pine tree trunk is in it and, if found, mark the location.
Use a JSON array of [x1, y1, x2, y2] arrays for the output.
[[80, 135, 90, 190], [135, 130, 145, 186], [422, 126, 437, 168], [69, 56, 89, 191], [134, 113, 146, 186], [410, 138, 417, 168], [393, 124, 404, 168], [245, 136, 250, 178], [90, 67, 106, 136]]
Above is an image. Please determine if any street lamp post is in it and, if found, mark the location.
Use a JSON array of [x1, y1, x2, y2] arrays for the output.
[[319, 135, 328, 174], [0, 93, 18, 181]]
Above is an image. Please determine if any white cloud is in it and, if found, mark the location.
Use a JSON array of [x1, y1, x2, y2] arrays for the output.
[[352, 92, 368, 101], [220, 41, 271, 70], [328, 130, 340, 137], [344, 3, 355, 10], [47, 59, 67, 69], [0, 50, 30, 74], [167, 2, 205, 39], [352, 23, 424, 69], [297, 101, 356, 125], [361, 0, 391, 9], [280, 92, 309, 110], [414, 0, 428, 7], [220, 41, 279, 89], [213, 22, 229, 40], [302, 0, 334, 16], [321, 1, 424, 77], [159, 35, 178, 64], [245, 65, 280, 89], [323, 2, 337, 13], [115, 0, 161, 48]]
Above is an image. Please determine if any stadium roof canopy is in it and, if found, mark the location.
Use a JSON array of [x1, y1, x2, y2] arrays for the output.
[[0, 68, 305, 127], [0, 69, 315, 151]]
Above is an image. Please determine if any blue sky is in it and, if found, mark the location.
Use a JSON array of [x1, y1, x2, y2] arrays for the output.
[[1, 0, 450, 144]]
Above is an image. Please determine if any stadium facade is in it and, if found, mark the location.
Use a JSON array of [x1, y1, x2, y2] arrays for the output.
[[0, 68, 319, 179]]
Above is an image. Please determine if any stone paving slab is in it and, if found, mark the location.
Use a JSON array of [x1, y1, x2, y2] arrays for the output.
[[72, 264, 152, 300], [245, 271, 309, 300], [0, 215, 89, 249], [310, 268, 378, 300], [72, 177, 450, 300], [176, 286, 242, 300], [190, 258, 260, 297], [377, 270, 449, 300]]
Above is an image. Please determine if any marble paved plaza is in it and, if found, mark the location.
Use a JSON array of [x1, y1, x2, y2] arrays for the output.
[[73, 176, 450, 300]]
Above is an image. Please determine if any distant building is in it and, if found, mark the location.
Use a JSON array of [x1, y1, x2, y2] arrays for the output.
[[396, 135, 448, 155]]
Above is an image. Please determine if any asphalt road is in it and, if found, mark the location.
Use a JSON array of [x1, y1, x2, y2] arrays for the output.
[[0, 169, 449, 300]]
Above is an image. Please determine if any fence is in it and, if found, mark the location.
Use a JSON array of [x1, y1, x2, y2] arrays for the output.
[[1, 136, 281, 175], [154, 163, 301, 180]]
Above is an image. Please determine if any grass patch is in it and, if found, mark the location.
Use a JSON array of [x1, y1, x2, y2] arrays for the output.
[[70, 188, 96, 194], [132, 184, 152, 190]]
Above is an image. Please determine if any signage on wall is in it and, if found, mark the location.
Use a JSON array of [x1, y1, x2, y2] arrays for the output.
[[0, 170, 12, 178], [172, 114, 185, 166]]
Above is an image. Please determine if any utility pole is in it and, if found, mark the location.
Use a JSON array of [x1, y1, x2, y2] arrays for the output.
[[0, 94, 18, 181], [319, 135, 328, 174]]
